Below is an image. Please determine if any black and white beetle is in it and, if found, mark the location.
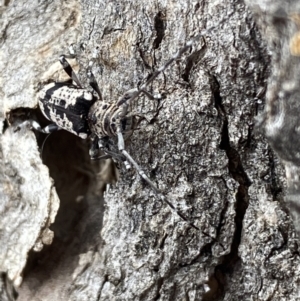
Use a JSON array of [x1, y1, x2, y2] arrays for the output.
[[19, 47, 201, 230], [17, 17, 230, 231]]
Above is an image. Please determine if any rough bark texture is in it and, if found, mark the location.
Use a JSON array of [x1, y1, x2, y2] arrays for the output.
[[245, 0, 300, 240], [1, 0, 299, 300]]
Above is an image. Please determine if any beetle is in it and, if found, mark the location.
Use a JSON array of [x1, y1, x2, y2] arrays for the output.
[[16, 44, 201, 229], [16, 16, 231, 231]]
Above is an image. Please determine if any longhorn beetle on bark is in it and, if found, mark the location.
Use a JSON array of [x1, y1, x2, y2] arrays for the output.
[[16, 15, 232, 233]]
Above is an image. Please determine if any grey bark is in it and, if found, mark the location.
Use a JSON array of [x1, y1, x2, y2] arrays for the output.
[[245, 0, 300, 240], [0, 0, 298, 300]]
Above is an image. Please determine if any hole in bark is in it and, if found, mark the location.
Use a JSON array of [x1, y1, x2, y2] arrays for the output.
[[9, 106, 109, 295], [24, 108, 106, 241]]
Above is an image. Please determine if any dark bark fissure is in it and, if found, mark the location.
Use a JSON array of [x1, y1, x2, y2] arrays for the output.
[[202, 75, 252, 299], [181, 43, 207, 84], [153, 12, 165, 50]]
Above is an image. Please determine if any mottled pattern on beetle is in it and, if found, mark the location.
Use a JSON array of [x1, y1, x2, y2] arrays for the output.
[[88, 101, 122, 137], [88, 101, 136, 139], [39, 82, 95, 139]]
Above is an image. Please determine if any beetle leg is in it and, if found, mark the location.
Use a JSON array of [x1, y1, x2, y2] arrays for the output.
[[15, 120, 60, 134], [59, 55, 83, 88], [87, 69, 103, 101], [89, 135, 101, 158], [91, 136, 130, 168]]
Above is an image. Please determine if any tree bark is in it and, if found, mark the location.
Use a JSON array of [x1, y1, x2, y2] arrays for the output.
[[1, 0, 298, 300]]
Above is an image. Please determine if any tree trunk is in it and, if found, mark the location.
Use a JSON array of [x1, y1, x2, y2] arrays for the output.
[[1, 0, 298, 300]]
